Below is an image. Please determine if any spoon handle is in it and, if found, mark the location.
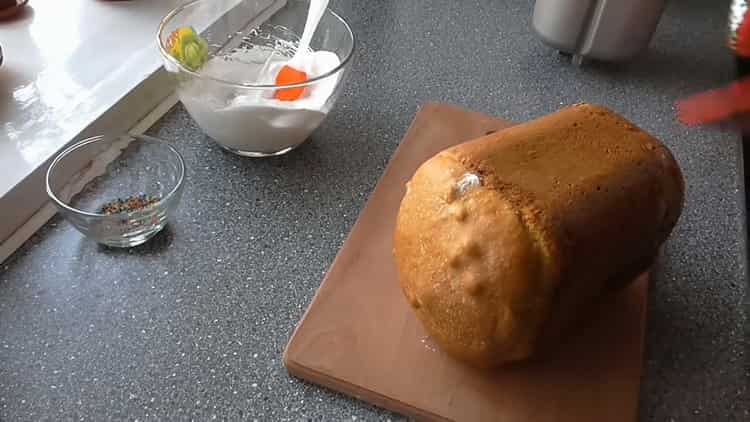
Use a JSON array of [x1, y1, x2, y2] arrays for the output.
[[295, 0, 329, 60]]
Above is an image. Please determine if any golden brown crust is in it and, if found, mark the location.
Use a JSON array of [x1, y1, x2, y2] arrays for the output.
[[394, 154, 557, 367], [393, 103, 684, 368]]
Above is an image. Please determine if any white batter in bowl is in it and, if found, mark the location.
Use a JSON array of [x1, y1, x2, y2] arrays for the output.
[[158, 0, 354, 157]]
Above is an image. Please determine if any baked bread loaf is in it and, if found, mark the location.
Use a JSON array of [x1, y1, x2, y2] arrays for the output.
[[393, 103, 684, 368]]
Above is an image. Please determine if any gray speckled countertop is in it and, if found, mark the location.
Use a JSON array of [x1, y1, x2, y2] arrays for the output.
[[1, 0, 748, 421]]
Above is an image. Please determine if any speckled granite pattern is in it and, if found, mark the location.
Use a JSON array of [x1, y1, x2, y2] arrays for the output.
[[0, 0, 747, 420]]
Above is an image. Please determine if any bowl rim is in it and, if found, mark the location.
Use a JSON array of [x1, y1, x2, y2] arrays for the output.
[[45, 134, 186, 218], [156, 0, 356, 90]]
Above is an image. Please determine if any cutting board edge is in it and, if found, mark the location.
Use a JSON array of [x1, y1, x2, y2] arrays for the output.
[[283, 352, 451, 422]]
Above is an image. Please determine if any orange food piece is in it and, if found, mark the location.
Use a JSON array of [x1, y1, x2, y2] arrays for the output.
[[274, 65, 308, 101]]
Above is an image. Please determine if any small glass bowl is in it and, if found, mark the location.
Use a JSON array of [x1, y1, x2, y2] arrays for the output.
[[46, 134, 185, 248], [157, 0, 355, 157]]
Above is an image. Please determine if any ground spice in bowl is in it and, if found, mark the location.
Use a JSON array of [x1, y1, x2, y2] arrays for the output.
[[100, 194, 160, 215]]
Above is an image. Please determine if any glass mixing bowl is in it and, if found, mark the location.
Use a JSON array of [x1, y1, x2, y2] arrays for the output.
[[46, 135, 185, 248], [157, 0, 355, 157]]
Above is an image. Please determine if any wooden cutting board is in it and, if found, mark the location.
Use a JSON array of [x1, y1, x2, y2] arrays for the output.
[[284, 103, 648, 422]]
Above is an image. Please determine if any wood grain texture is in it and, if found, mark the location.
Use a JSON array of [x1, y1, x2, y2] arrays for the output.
[[284, 103, 648, 422]]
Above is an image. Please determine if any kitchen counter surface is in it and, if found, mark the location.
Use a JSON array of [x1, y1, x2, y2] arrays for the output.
[[1, 0, 747, 420]]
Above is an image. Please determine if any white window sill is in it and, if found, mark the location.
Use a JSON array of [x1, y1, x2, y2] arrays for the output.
[[0, 0, 286, 263], [0, 0, 185, 259]]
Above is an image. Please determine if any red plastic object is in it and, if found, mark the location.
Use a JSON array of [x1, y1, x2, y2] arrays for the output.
[[676, 77, 750, 126]]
